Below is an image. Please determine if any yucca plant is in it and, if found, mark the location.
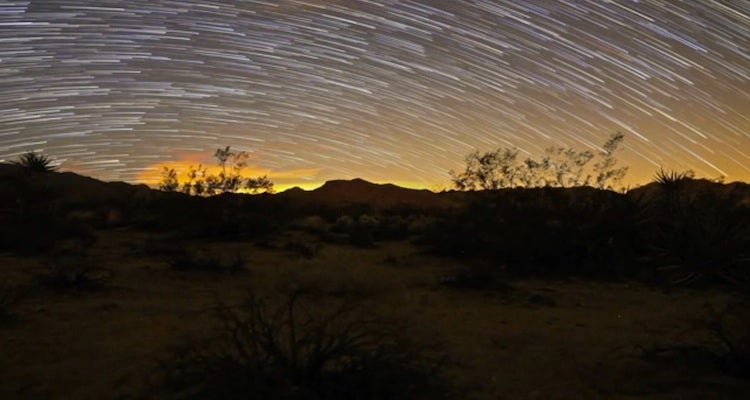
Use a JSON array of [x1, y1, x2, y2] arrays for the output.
[[646, 179, 750, 289], [653, 168, 694, 186], [12, 151, 57, 173], [652, 168, 694, 214]]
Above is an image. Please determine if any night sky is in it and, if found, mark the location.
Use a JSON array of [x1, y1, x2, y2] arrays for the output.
[[1, 0, 748, 191]]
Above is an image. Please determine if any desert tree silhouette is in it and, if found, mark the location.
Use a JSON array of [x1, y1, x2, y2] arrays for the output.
[[158, 146, 274, 196], [246, 174, 275, 194], [450, 132, 628, 190]]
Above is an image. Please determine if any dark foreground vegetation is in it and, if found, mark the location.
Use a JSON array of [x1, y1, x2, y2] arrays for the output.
[[1, 152, 749, 399]]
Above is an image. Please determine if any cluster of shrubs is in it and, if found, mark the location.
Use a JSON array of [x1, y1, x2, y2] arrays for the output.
[[290, 212, 437, 248], [422, 174, 750, 287], [0, 169, 92, 254]]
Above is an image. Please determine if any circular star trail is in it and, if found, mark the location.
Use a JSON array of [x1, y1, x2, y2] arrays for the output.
[[1, 0, 749, 189]]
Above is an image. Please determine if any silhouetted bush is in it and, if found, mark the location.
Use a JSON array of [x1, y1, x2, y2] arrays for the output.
[[157, 292, 449, 399], [638, 176, 750, 288], [0, 169, 95, 255], [421, 187, 640, 279], [450, 132, 627, 190], [373, 215, 411, 241], [330, 214, 380, 247], [158, 146, 274, 196], [142, 193, 283, 241], [704, 297, 750, 378], [289, 215, 329, 234]]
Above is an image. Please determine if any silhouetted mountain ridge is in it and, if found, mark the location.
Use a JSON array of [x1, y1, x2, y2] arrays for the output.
[[281, 177, 455, 209], [3, 162, 750, 210]]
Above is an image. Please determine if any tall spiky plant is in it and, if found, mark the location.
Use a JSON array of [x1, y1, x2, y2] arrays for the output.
[[12, 151, 57, 173]]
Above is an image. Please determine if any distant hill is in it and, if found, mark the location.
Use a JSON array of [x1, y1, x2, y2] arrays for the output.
[[0, 164, 462, 212], [0, 163, 153, 206], [278, 178, 461, 210], [626, 178, 750, 207], [3, 163, 749, 213]]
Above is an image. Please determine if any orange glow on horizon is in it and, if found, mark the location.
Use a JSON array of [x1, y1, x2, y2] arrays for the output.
[[134, 150, 324, 191]]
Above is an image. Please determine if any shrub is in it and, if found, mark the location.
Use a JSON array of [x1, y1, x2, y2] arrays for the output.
[[642, 181, 750, 288], [0, 176, 77, 255], [421, 188, 639, 279], [157, 292, 449, 399], [450, 132, 627, 190], [290, 216, 329, 234], [165, 249, 246, 273], [331, 214, 380, 247], [704, 297, 750, 377], [284, 240, 321, 259], [36, 253, 108, 292], [157, 146, 274, 196]]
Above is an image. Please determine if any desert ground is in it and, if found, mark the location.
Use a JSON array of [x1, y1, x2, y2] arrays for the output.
[[2, 226, 746, 399], [2, 165, 749, 399]]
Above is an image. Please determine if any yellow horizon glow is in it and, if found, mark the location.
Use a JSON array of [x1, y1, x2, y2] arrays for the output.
[[60, 152, 750, 194], [135, 158, 323, 186]]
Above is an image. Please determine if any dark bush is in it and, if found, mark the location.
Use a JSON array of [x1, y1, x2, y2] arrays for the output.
[[165, 249, 246, 273], [638, 179, 750, 288], [704, 297, 750, 377], [421, 188, 640, 279], [157, 292, 449, 400], [36, 253, 108, 292]]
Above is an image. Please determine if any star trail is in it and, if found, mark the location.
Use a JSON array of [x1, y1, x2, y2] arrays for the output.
[[1, 0, 749, 190]]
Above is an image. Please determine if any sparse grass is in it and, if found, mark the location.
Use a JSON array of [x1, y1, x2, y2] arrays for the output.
[[165, 249, 246, 273], [157, 291, 449, 400]]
